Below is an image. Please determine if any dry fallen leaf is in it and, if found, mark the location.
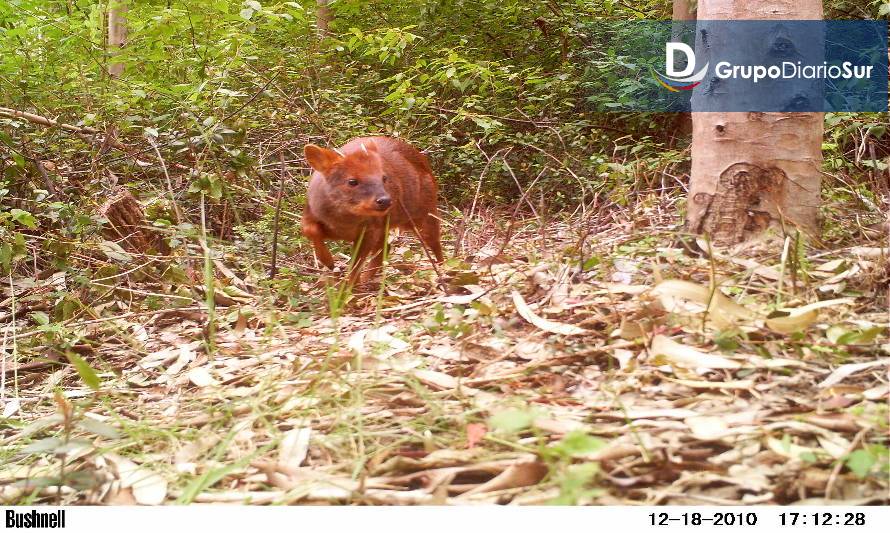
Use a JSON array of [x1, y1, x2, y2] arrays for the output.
[[412, 369, 459, 389], [863, 384, 889, 400], [722, 256, 783, 282], [165, 343, 197, 375], [685, 416, 732, 440], [465, 423, 487, 449], [671, 378, 755, 390], [611, 348, 636, 369], [420, 342, 462, 360], [105, 454, 168, 505], [412, 369, 479, 395], [512, 290, 585, 336], [804, 414, 861, 433], [742, 356, 807, 369], [649, 279, 721, 309], [461, 460, 548, 496], [650, 335, 742, 370], [816, 434, 851, 460], [439, 285, 487, 305], [606, 283, 650, 295], [818, 359, 889, 388], [104, 486, 139, 505], [765, 298, 855, 334], [278, 427, 312, 470], [187, 366, 218, 387], [348, 325, 411, 359], [603, 407, 701, 420], [766, 437, 820, 461], [850, 246, 888, 259], [651, 279, 754, 326], [2, 398, 21, 418]]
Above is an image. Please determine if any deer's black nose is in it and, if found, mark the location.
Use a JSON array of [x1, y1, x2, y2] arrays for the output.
[[376, 196, 392, 209]]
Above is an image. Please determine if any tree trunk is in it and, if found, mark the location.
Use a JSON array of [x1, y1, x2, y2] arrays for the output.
[[687, 0, 824, 245], [107, 0, 128, 78], [316, 0, 333, 38], [671, 0, 696, 136], [672, 0, 696, 24]]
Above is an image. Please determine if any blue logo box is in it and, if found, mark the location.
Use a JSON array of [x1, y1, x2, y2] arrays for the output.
[[582, 20, 888, 112]]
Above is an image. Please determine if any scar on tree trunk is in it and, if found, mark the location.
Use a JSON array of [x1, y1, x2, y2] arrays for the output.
[[687, 162, 785, 245]]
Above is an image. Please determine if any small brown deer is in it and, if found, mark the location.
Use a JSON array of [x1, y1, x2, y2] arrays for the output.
[[302, 136, 444, 284]]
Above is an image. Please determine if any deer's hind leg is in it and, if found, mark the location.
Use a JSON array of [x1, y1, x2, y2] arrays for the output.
[[417, 215, 444, 263]]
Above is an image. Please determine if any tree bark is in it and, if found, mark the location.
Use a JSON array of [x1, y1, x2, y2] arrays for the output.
[[672, 0, 696, 24], [687, 0, 824, 245], [316, 0, 333, 38], [671, 0, 696, 136], [107, 0, 128, 78], [98, 188, 169, 254]]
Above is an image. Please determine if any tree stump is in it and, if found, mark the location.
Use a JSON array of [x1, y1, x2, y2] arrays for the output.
[[98, 188, 168, 254]]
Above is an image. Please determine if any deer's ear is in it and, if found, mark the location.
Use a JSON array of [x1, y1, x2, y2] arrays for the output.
[[304, 144, 343, 174]]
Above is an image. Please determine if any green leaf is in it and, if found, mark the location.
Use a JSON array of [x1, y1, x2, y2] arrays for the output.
[[549, 463, 600, 505], [30, 311, 50, 326], [846, 449, 875, 478], [65, 351, 101, 390], [561, 462, 599, 491], [835, 326, 884, 346], [78, 418, 121, 439], [177, 440, 270, 503], [13, 232, 25, 257], [470, 116, 502, 131], [826, 325, 848, 344], [283, 312, 313, 328], [550, 431, 606, 458], [11, 476, 61, 488], [160, 264, 190, 284], [210, 178, 223, 200], [98, 240, 133, 263], [10, 208, 37, 229], [0, 243, 11, 272], [22, 437, 63, 454], [714, 330, 741, 352], [488, 407, 538, 433]]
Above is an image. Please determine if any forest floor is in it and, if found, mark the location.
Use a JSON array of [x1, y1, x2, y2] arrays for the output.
[[1, 199, 888, 505]]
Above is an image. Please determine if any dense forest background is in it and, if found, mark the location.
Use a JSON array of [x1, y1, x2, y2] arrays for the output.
[[2, 1, 887, 260], [0, 0, 888, 506]]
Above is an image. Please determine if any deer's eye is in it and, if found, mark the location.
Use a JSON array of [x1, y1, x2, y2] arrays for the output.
[[382, 175, 390, 183], [347, 178, 359, 187]]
